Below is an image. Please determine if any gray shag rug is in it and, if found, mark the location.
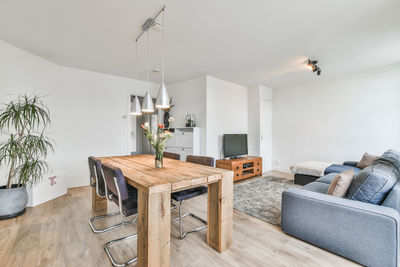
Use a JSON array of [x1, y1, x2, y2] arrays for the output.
[[233, 176, 301, 226]]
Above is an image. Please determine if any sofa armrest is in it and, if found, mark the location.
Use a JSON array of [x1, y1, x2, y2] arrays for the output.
[[343, 161, 358, 167], [281, 188, 399, 267]]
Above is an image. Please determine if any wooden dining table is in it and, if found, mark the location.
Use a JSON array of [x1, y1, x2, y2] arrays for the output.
[[92, 154, 234, 267]]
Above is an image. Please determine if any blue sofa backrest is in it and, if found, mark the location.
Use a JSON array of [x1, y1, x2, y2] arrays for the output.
[[382, 180, 400, 212]]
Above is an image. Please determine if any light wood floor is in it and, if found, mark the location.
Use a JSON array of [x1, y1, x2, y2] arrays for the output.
[[0, 172, 361, 267]]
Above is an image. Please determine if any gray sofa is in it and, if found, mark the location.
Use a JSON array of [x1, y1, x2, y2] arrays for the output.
[[282, 168, 400, 266]]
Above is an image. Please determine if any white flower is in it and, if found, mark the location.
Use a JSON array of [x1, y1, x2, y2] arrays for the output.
[[144, 122, 150, 129], [168, 117, 175, 124]]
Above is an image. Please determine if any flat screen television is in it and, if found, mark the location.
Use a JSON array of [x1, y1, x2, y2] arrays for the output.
[[223, 134, 248, 158]]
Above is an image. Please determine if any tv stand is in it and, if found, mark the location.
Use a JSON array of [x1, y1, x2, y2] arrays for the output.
[[228, 156, 244, 159], [216, 156, 262, 182]]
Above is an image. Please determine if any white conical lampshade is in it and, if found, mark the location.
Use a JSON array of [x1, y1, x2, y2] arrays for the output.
[[156, 83, 170, 109], [141, 91, 154, 113], [131, 95, 142, 115]]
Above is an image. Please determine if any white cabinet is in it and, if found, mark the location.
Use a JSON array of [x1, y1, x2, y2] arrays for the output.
[[167, 127, 200, 161], [175, 132, 193, 148], [176, 148, 193, 161], [165, 134, 176, 149]]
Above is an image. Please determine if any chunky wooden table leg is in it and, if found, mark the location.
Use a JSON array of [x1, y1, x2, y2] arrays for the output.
[[207, 171, 233, 252], [137, 190, 171, 267], [91, 186, 107, 211]]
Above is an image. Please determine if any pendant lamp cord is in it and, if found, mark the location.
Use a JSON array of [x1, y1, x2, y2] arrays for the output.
[[135, 41, 139, 96], [146, 31, 150, 90], [161, 9, 165, 85]]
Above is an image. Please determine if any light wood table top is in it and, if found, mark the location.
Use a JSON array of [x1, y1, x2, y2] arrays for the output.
[[99, 154, 232, 194]]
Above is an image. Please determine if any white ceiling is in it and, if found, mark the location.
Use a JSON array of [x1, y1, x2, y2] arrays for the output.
[[0, 0, 399, 88]]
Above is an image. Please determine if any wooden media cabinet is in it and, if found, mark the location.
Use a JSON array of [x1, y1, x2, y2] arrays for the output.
[[216, 156, 262, 182]]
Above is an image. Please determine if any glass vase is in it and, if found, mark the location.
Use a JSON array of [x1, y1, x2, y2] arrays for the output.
[[155, 152, 163, 168]]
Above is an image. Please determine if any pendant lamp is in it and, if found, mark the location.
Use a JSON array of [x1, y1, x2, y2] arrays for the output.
[[142, 31, 154, 113], [156, 8, 170, 109], [142, 91, 154, 113], [131, 42, 142, 115], [131, 95, 142, 115]]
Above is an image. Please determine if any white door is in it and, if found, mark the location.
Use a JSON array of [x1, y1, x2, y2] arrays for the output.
[[260, 99, 272, 171]]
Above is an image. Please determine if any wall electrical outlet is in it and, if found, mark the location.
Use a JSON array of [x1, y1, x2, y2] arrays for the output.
[[273, 160, 281, 165]]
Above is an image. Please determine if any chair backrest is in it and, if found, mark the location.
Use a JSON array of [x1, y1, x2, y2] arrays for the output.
[[186, 155, 215, 167], [88, 157, 106, 196], [101, 162, 129, 201], [163, 151, 181, 160]]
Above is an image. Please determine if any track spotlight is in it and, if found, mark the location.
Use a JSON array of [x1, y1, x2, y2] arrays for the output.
[[306, 59, 322, 76]]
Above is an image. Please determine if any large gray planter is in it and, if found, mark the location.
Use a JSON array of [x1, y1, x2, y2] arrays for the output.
[[0, 186, 28, 220]]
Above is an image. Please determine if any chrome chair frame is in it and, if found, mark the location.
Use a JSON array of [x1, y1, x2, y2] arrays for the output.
[[171, 155, 213, 239], [171, 199, 207, 239], [104, 175, 138, 267], [88, 162, 136, 234]]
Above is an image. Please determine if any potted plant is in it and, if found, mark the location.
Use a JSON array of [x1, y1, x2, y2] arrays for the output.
[[0, 94, 54, 219], [141, 117, 174, 168]]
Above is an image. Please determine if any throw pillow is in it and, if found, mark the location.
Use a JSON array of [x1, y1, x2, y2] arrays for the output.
[[356, 153, 378, 169], [376, 149, 400, 173], [347, 150, 400, 204], [327, 169, 354, 197]]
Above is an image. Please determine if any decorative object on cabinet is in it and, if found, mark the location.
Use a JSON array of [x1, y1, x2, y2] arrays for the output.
[[186, 114, 196, 127], [165, 127, 200, 161], [216, 156, 262, 182]]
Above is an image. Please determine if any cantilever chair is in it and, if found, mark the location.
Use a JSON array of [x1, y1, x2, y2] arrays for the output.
[[171, 155, 214, 239], [88, 157, 136, 233], [101, 162, 139, 267], [163, 151, 181, 160]]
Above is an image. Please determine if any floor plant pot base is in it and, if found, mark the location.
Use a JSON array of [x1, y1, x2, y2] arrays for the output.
[[0, 185, 28, 220]]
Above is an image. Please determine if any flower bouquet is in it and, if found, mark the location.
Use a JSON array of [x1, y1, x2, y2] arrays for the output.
[[141, 117, 174, 168]]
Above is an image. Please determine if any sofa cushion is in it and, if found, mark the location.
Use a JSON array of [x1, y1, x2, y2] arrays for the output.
[[347, 150, 400, 205], [324, 164, 361, 176], [356, 152, 378, 169], [327, 170, 354, 197], [315, 173, 338, 184], [303, 181, 330, 194], [382, 180, 400, 213], [377, 149, 400, 173]]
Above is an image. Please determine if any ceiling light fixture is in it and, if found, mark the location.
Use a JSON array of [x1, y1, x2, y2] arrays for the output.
[[131, 42, 142, 116], [156, 9, 170, 109], [306, 59, 321, 75], [135, 6, 169, 112], [141, 31, 154, 113]]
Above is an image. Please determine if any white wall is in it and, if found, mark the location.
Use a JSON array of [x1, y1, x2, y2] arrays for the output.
[[206, 76, 248, 160], [247, 85, 261, 156], [273, 63, 400, 171], [167, 77, 207, 155], [247, 85, 273, 171], [0, 40, 159, 201]]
